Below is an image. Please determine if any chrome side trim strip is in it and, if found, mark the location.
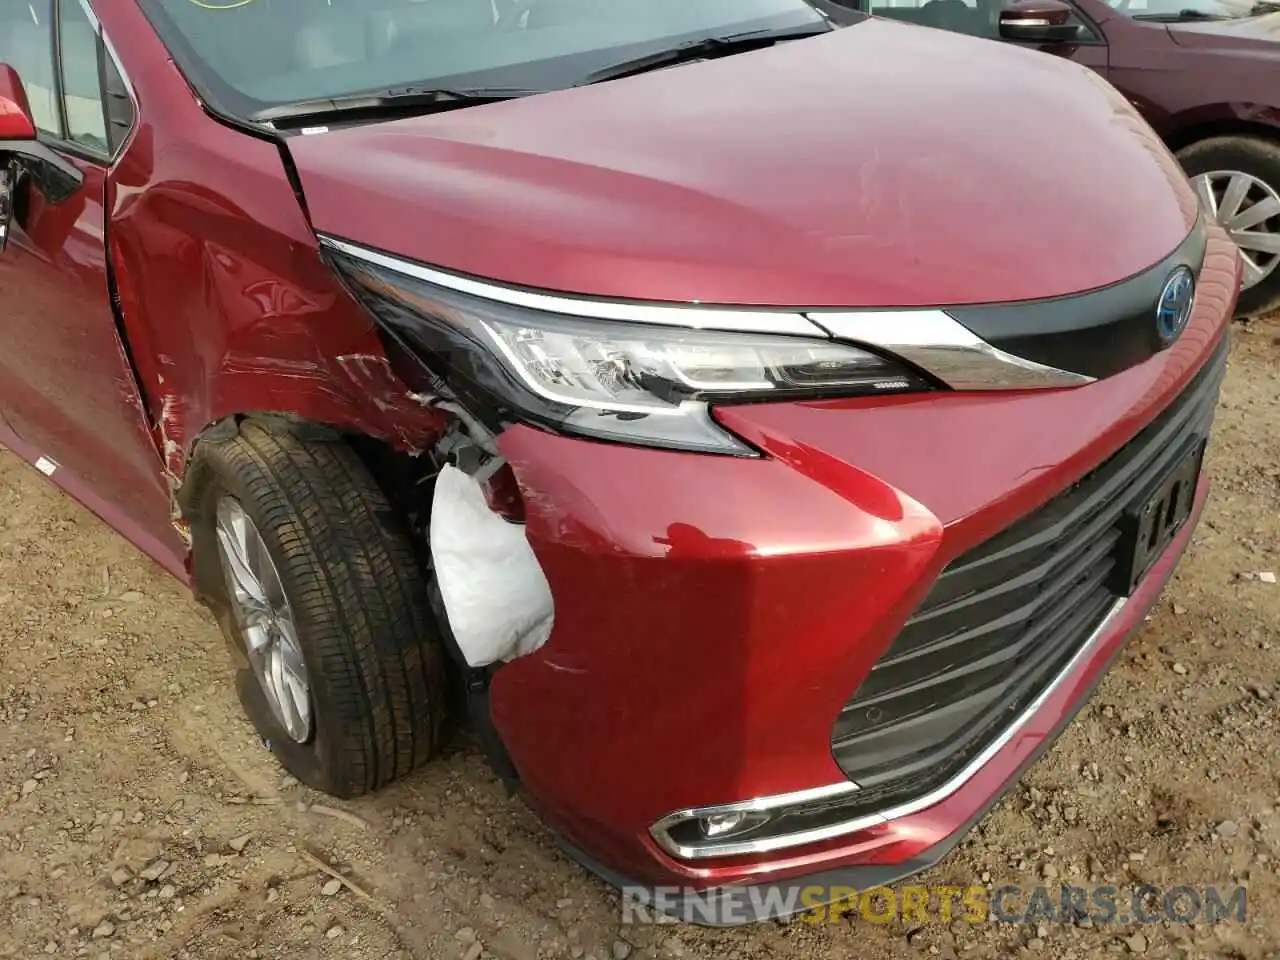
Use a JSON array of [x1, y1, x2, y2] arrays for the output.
[[810, 310, 1095, 390], [318, 236, 829, 337], [650, 597, 1125, 861]]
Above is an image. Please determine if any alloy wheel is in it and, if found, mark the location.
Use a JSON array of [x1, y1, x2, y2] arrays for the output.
[[214, 497, 313, 743], [1191, 169, 1280, 290]]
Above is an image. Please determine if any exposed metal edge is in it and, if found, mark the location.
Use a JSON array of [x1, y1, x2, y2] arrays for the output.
[[809, 310, 1095, 390], [650, 597, 1126, 861], [318, 235, 828, 337]]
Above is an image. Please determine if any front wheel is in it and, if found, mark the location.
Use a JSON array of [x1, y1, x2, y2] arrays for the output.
[[184, 418, 449, 798], [1178, 135, 1280, 318]]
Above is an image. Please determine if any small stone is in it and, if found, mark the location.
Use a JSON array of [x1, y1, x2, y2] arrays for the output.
[[612, 940, 633, 960], [1172, 663, 1189, 676], [91, 922, 115, 939], [228, 834, 252, 854], [1259, 571, 1276, 584], [479, 893, 496, 909], [462, 944, 483, 960], [325, 925, 343, 940], [110, 868, 132, 888], [280, 775, 299, 790], [1027, 938, 1045, 950], [1172, 603, 1187, 616], [266, 887, 279, 903], [109, 810, 124, 826], [1215, 820, 1239, 838], [158, 884, 176, 900], [1128, 850, 1146, 862], [557, 898, 574, 908], [129, 812, 144, 824], [177, 772, 190, 785], [1041, 863, 1058, 880], [321, 878, 343, 896], [203, 854, 222, 868], [138, 860, 168, 882], [119, 591, 144, 603], [44, 943, 56, 955], [455, 927, 477, 944], [21, 779, 38, 796], [1124, 932, 1148, 954]]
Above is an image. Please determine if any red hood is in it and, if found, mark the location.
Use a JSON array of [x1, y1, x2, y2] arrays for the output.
[[289, 19, 1199, 308]]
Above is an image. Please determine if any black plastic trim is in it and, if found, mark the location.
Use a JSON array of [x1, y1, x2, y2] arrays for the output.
[[947, 219, 1207, 379], [828, 336, 1226, 810]]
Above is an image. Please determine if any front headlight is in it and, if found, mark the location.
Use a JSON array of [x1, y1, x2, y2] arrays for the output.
[[326, 242, 930, 455]]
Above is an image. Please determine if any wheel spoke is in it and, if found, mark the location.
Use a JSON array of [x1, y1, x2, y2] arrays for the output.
[[1233, 229, 1280, 256], [1191, 175, 1218, 218], [1240, 251, 1266, 288], [1218, 173, 1251, 224], [215, 527, 269, 614], [272, 644, 311, 741], [1228, 195, 1280, 233]]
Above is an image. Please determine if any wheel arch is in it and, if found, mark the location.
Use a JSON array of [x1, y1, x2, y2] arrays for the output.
[[1162, 108, 1280, 155]]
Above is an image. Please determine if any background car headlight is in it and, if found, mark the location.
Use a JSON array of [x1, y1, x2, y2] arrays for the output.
[[327, 244, 930, 455]]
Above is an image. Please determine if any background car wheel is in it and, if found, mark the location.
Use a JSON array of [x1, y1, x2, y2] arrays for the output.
[[184, 418, 448, 798], [1178, 135, 1280, 318]]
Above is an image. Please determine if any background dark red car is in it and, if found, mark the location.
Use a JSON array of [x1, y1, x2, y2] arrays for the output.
[[835, 0, 1280, 316]]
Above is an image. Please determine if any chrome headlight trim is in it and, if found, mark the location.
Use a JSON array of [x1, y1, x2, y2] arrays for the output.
[[319, 236, 828, 337], [808, 310, 1095, 390], [318, 235, 1094, 390]]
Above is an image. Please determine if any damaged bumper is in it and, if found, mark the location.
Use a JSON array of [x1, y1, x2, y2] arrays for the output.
[[485, 307, 1228, 895]]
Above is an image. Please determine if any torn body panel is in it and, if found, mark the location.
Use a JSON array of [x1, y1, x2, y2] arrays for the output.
[[93, 4, 449, 576]]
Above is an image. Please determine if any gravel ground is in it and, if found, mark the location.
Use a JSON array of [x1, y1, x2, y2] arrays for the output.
[[0, 317, 1277, 960]]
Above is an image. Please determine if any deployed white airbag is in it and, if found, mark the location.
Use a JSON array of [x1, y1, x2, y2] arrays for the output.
[[429, 464, 554, 667]]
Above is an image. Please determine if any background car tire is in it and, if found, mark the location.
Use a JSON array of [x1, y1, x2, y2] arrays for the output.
[[184, 418, 448, 798], [1177, 135, 1280, 318]]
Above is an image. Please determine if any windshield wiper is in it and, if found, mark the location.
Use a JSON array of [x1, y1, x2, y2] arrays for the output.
[[254, 87, 540, 127], [1132, 8, 1227, 18], [577, 23, 833, 87]]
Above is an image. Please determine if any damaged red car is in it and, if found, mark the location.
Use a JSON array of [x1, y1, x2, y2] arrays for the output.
[[0, 0, 1240, 923]]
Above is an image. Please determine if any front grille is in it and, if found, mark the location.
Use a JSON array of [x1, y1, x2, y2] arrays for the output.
[[830, 340, 1227, 809]]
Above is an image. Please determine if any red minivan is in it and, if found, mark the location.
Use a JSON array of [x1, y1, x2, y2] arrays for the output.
[[0, 0, 1240, 923]]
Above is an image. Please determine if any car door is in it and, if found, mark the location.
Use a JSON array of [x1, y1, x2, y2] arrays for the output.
[[838, 0, 1110, 75], [0, 0, 180, 559]]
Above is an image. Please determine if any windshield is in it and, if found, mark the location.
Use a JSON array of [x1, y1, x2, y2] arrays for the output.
[[1103, 0, 1275, 18], [138, 0, 829, 120]]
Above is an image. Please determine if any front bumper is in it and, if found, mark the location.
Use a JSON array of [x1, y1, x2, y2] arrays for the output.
[[559, 474, 1205, 923], [487, 228, 1239, 904]]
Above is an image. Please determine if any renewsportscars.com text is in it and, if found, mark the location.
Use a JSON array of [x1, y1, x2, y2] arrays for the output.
[[621, 883, 1248, 926]]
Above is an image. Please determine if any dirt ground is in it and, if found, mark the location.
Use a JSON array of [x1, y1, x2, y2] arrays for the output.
[[0, 317, 1277, 960]]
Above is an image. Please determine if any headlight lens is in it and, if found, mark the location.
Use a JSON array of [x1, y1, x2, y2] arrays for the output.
[[328, 246, 929, 455], [481, 313, 918, 411]]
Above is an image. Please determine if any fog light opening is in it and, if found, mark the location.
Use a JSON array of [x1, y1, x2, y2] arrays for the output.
[[699, 811, 771, 840]]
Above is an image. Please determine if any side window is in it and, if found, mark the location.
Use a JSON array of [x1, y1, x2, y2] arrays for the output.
[[0, 0, 62, 137], [863, 0, 1003, 39], [58, 0, 109, 154]]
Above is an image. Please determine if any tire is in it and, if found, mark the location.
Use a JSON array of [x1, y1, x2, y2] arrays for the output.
[[1177, 135, 1280, 318], [184, 418, 448, 798]]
